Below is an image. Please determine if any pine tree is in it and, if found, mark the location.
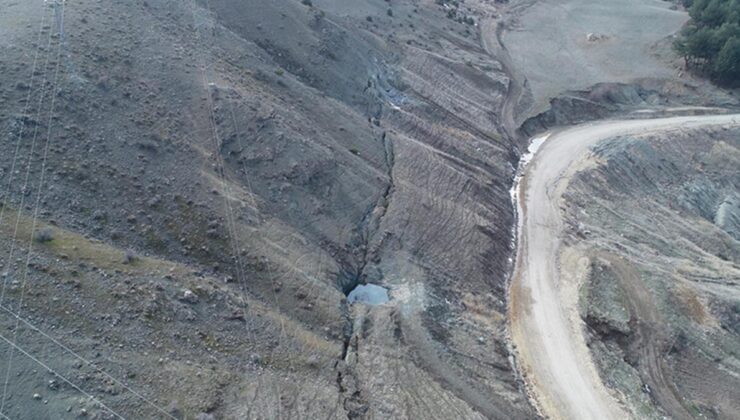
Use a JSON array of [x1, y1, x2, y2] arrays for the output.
[[714, 36, 740, 83]]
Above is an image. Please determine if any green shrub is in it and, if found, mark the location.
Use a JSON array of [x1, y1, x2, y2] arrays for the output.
[[674, 0, 740, 85], [715, 36, 740, 82], [35, 227, 55, 243]]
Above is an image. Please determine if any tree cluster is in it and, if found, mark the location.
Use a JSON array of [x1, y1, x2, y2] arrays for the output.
[[674, 0, 740, 85]]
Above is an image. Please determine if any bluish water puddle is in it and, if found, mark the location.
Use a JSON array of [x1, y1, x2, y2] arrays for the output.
[[347, 284, 389, 305]]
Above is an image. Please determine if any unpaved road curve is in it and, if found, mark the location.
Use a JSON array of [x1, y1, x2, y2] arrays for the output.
[[509, 114, 740, 420]]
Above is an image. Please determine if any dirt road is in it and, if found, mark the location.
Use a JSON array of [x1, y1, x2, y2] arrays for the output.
[[480, 18, 525, 141], [480, 0, 538, 141], [509, 114, 740, 419]]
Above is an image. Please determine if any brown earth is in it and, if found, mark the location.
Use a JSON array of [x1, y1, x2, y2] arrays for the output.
[[0, 0, 534, 418]]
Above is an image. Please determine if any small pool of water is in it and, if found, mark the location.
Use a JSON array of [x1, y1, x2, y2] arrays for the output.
[[347, 284, 389, 305]]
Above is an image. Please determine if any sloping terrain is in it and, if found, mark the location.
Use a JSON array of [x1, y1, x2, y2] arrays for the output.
[[564, 125, 740, 419], [509, 114, 740, 420], [502, 0, 688, 119], [1, 0, 737, 419], [0, 0, 535, 418]]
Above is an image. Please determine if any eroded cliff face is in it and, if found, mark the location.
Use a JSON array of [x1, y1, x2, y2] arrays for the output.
[[564, 127, 740, 419], [0, 0, 532, 418]]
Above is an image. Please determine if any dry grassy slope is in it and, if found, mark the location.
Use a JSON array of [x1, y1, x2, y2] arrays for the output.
[[503, 0, 688, 119], [0, 0, 531, 418], [0, 210, 345, 419], [564, 127, 740, 419]]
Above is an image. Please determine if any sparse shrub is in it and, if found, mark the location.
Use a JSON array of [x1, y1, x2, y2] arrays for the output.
[[123, 249, 138, 264], [35, 227, 54, 243], [253, 69, 268, 81], [274, 69, 284, 76], [301, 0, 312, 6], [387, 8, 393, 17]]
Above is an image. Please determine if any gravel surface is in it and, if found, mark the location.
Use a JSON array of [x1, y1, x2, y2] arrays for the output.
[[504, 0, 688, 118], [510, 114, 740, 419]]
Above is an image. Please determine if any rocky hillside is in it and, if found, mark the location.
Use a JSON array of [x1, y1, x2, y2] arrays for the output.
[[0, 0, 534, 418], [564, 126, 740, 419]]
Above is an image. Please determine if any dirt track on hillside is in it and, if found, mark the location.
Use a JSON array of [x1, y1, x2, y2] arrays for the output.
[[509, 114, 740, 419]]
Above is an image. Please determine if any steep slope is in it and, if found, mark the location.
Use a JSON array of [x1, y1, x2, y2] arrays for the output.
[[565, 125, 740, 419], [509, 115, 740, 420], [0, 0, 533, 418]]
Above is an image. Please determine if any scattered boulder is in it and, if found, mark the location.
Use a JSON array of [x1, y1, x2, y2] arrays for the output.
[[586, 32, 608, 42], [179, 289, 199, 304]]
